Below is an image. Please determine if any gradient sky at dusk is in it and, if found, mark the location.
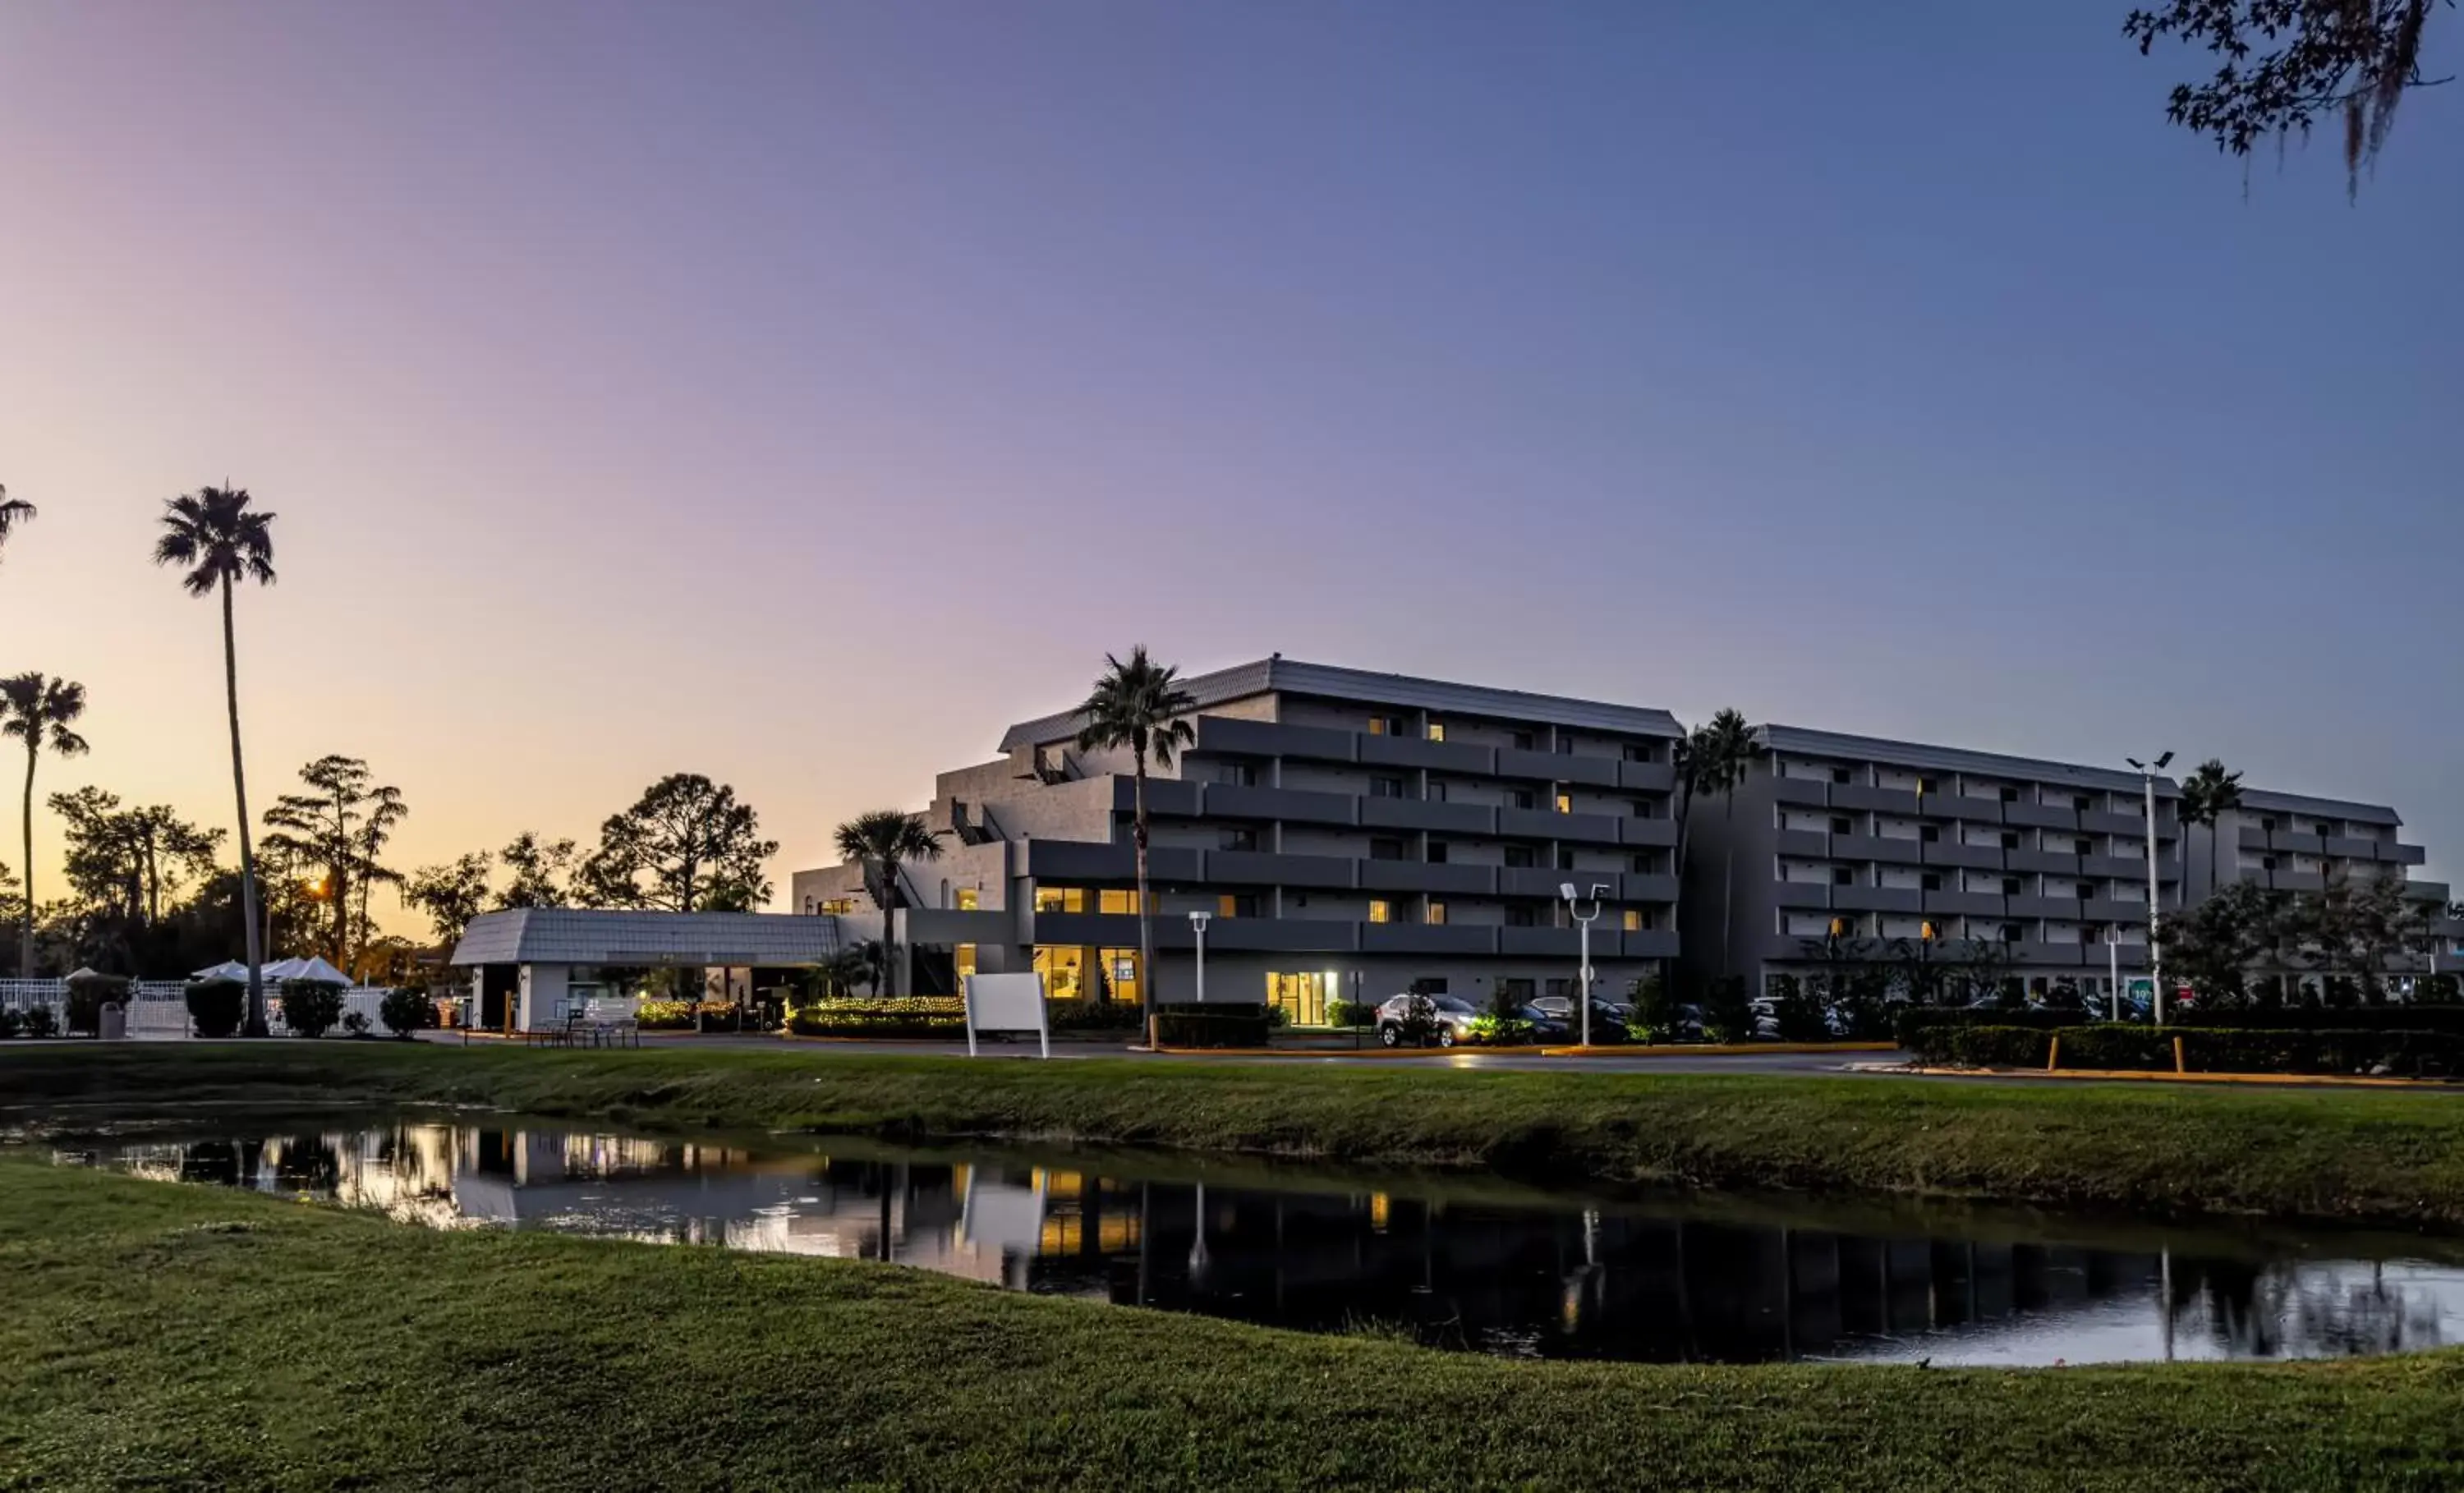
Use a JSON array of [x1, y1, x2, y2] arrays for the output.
[[2, 2, 2457, 924]]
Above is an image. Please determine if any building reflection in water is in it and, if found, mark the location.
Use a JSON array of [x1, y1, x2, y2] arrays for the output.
[[70, 1120, 2464, 1367]]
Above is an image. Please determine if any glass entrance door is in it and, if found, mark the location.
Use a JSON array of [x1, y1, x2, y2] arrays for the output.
[[1266, 972, 1330, 1027]]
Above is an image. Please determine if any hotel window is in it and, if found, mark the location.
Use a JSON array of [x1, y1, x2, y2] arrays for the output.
[[1424, 900, 1448, 925], [2074, 795, 2094, 813], [2000, 831, 2020, 850], [1368, 713, 1405, 736], [1426, 841, 1449, 864], [1505, 845, 1537, 868], [1426, 721, 1446, 742], [1427, 780, 1447, 802], [1216, 762, 1257, 788], [1628, 800, 1653, 819], [954, 944, 977, 979], [1370, 774, 1407, 798], [1921, 872, 1942, 892], [1369, 838, 1406, 861], [1623, 743, 1655, 764], [1832, 866, 1855, 885], [1830, 815, 1853, 835], [1555, 792, 1574, 815], [1832, 766, 1851, 784], [1033, 887, 1087, 914], [1097, 889, 1143, 915], [1919, 825, 1941, 843], [1916, 775, 1937, 794], [1508, 788, 1537, 811], [1218, 893, 1260, 917], [2002, 877, 2022, 896], [1556, 849, 1577, 871], [1506, 905, 1538, 927], [1630, 852, 1657, 873], [1219, 827, 1258, 852], [1556, 737, 1574, 755], [955, 889, 980, 911], [1368, 898, 1395, 924], [1999, 923, 2022, 943], [1622, 909, 1643, 932], [1513, 731, 1535, 751], [802, 897, 814, 914], [2000, 787, 2020, 804], [820, 897, 857, 915]]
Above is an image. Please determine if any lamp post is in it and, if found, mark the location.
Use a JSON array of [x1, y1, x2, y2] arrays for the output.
[[1188, 910, 1211, 1004], [1561, 882, 1609, 1049], [2125, 751, 2174, 1025]]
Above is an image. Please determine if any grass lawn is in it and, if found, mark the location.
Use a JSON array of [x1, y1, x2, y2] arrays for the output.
[[3, 1160, 2462, 1491], [11, 1041, 2464, 1225]]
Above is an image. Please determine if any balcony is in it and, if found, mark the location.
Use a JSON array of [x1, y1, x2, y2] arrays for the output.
[[1190, 715, 1355, 762], [1835, 834, 1925, 866], [2004, 802, 2079, 831], [1497, 808, 1623, 845], [1775, 829, 1831, 858], [1024, 839, 1200, 884], [1358, 733, 1493, 775], [1934, 795, 2004, 824], [1618, 816, 1679, 848], [1620, 872, 1681, 905], [1772, 778, 1830, 808], [1206, 918, 1361, 954], [1359, 859, 1495, 897], [1360, 796, 1493, 835], [1113, 776, 1201, 817], [1207, 851, 1355, 889], [2269, 831, 2325, 856], [1832, 884, 1922, 914], [1361, 921, 1496, 956], [1924, 890, 2004, 917], [2271, 870, 2327, 893], [1501, 866, 1584, 899], [2238, 826, 2270, 851], [2405, 880, 2453, 905], [2082, 897, 2149, 925], [1834, 783, 1919, 815], [1924, 842, 2002, 871], [1499, 926, 1583, 958], [2390, 843, 2428, 866], [2007, 848, 2080, 876], [2079, 810, 2145, 838], [2008, 941, 2085, 967], [2006, 894, 2079, 920], [2078, 854, 2148, 881], [1774, 882, 1832, 911], [1027, 911, 1149, 949], [1620, 930, 1682, 960], [1202, 784, 1357, 826], [2324, 835, 2384, 861], [1618, 759, 1677, 793]]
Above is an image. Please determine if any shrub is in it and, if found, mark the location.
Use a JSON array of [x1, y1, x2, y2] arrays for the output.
[[1769, 980, 1830, 1042], [1046, 999, 1142, 1031], [786, 996, 967, 1039], [185, 979, 246, 1039], [278, 980, 347, 1039], [2421, 974, 2462, 1005], [1152, 1003, 1270, 1049], [1700, 976, 1755, 1044], [1628, 974, 1687, 1043], [342, 1011, 371, 1036], [1326, 998, 1377, 1030], [379, 986, 434, 1038], [0, 1008, 20, 1038], [633, 999, 700, 1030], [21, 1004, 59, 1038], [63, 972, 134, 1036], [1464, 1013, 1538, 1046], [1910, 1022, 2464, 1078], [1895, 1007, 2084, 1045]]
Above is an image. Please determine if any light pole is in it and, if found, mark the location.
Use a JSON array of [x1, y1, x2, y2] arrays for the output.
[[1187, 910, 1211, 1004], [1561, 882, 1609, 1048], [2125, 751, 2174, 1025]]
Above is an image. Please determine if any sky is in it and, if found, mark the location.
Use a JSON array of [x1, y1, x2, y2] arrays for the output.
[[1, 2, 2457, 932]]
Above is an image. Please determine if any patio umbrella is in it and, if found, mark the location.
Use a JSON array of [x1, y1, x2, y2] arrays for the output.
[[191, 960, 252, 983], [265, 956, 356, 986]]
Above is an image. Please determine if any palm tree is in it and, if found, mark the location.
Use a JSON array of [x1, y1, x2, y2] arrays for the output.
[[2177, 758, 2246, 902], [0, 673, 89, 977], [153, 485, 278, 1034], [833, 810, 945, 999], [1074, 646, 1197, 1046], [0, 485, 34, 562], [1684, 708, 1759, 978]]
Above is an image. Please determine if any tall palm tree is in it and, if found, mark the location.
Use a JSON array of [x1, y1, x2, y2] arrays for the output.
[[0, 673, 89, 977], [2177, 758, 2246, 902], [1074, 646, 1196, 1045], [833, 810, 945, 999], [153, 485, 277, 1034], [0, 485, 34, 563], [1685, 709, 1759, 979]]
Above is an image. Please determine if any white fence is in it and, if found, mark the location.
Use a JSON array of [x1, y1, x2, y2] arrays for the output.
[[0, 978, 396, 1039]]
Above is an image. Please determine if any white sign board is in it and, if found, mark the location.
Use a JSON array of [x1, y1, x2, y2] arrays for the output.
[[963, 972, 1050, 1059]]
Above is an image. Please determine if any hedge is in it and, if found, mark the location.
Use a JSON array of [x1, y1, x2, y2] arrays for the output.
[[787, 996, 966, 1040], [1911, 1023, 2464, 1077], [1152, 1003, 1271, 1049], [185, 979, 246, 1039], [63, 972, 135, 1036], [1892, 1007, 2078, 1045]]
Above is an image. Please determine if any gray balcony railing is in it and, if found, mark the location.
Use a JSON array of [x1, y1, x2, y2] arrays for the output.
[[1206, 851, 1357, 889], [1359, 797, 1493, 835], [1358, 859, 1496, 897], [2003, 802, 2079, 832], [1202, 783, 1357, 826], [1833, 783, 1920, 815], [1357, 733, 1494, 775]]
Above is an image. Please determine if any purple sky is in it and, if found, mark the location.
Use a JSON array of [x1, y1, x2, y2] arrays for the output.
[[2, 2, 2456, 913]]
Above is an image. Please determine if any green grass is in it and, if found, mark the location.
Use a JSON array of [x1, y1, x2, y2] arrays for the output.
[[2, 1159, 2462, 1491], [11, 1041, 2464, 1225]]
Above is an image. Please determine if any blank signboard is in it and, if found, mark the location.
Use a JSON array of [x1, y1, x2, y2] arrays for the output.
[[963, 972, 1050, 1059]]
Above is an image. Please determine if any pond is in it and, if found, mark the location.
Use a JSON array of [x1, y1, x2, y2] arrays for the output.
[[34, 1111, 2464, 1367]]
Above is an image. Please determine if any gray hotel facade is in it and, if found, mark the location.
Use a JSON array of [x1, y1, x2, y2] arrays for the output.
[[792, 657, 2455, 1019]]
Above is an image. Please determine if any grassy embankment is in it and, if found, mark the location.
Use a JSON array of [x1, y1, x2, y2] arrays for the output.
[[11, 1041, 2464, 1224], [4, 1160, 2463, 1491]]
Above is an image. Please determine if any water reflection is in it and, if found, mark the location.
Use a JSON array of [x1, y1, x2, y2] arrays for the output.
[[53, 1118, 2464, 1367]]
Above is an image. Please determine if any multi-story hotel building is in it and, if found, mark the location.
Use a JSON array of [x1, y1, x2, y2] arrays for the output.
[[2182, 788, 2459, 967], [1682, 727, 2189, 1001], [790, 657, 1688, 1022]]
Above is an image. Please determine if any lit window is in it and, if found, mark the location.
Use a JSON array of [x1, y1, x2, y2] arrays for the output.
[[1368, 899, 1394, 924], [1427, 721, 1446, 742], [1368, 714, 1404, 736], [1555, 793, 1574, 815], [954, 944, 977, 977], [1217, 894, 1257, 918], [1621, 909, 1642, 933], [1097, 889, 1143, 915], [1033, 887, 1087, 914], [956, 889, 980, 911], [1425, 901, 1448, 926], [820, 897, 857, 915]]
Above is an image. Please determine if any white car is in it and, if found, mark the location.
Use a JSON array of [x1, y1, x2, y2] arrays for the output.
[[1375, 993, 1481, 1048]]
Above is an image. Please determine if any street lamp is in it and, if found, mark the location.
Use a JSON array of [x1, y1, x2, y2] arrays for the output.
[[1188, 910, 1212, 1004], [1560, 882, 1609, 1048], [2125, 751, 2174, 1025]]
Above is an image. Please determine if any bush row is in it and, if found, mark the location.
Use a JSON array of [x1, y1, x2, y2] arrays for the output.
[[1153, 1003, 1271, 1049], [1896, 1003, 2464, 1045], [1911, 1023, 2464, 1077]]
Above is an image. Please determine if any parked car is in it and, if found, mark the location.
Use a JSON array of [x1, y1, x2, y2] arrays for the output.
[[1511, 1004, 1571, 1043], [1376, 994, 1483, 1048]]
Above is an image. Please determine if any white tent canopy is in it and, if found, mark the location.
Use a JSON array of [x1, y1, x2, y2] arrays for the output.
[[190, 957, 356, 986]]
